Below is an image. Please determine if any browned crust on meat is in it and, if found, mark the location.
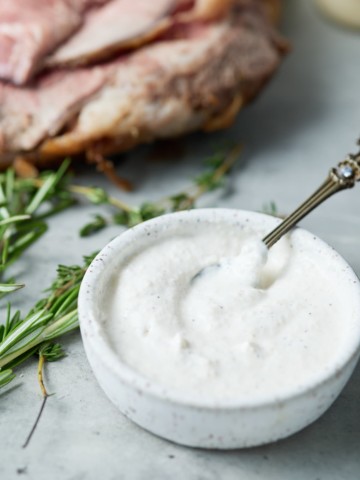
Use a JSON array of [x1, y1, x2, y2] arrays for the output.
[[0, 0, 287, 168], [263, 0, 282, 24], [202, 93, 244, 131]]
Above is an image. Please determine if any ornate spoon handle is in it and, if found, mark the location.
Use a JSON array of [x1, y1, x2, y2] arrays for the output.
[[263, 150, 360, 249]]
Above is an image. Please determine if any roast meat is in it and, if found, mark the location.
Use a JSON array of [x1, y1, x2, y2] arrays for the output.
[[0, 0, 287, 166]]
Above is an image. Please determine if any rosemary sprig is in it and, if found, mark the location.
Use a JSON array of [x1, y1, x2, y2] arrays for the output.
[[0, 145, 243, 448], [0, 144, 242, 384], [0, 253, 96, 372], [0, 159, 75, 296]]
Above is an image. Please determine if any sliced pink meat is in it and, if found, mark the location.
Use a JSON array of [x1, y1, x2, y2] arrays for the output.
[[195, 0, 233, 19], [0, 0, 287, 161], [38, 4, 285, 158], [0, 0, 109, 85], [46, 0, 179, 68], [0, 65, 110, 151]]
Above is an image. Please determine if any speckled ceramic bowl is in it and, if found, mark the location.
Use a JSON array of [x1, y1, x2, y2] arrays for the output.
[[78, 209, 360, 449]]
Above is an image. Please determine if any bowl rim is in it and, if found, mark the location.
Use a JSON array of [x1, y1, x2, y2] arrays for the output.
[[78, 208, 360, 410]]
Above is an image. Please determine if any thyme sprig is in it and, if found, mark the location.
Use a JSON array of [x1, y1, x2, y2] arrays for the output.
[[111, 144, 242, 228], [0, 144, 242, 384], [0, 145, 243, 448]]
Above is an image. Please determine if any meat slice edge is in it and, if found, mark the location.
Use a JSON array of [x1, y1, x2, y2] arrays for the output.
[[45, 0, 180, 68], [45, 0, 238, 69], [39, 3, 287, 159], [0, 0, 287, 162], [0, 66, 110, 152], [0, 0, 109, 85]]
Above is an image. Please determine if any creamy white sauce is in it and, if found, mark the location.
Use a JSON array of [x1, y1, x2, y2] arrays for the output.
[[105, 222, 351, 402]]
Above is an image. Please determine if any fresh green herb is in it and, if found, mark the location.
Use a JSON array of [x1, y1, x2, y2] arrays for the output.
[[24, 160, 71, 215], [22, 342, 66, 448], [108, 143, 242, 229], [0, 145, 243, 449], [79, 214, 107, 237], [68, 184, 130, 211], [0, 159, 74, 296], [262, 201, 278, 217], [0, 253, 96, 373], [0, 144, 243, 386], [38, 342, 66, 363], [0, 158, 130, 294], [0, 368, 15, 388], [0, 281, 24, 298]]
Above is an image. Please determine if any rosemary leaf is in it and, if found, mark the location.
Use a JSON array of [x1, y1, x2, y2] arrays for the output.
[[0, 159, 77, 296], [0, 283, 24, 296], [0, 253, 96, 371], [1, 221, 48, 271], [0, 368, 16, 388], [0, 214, 31, 226], [0, 310, 53, 359]]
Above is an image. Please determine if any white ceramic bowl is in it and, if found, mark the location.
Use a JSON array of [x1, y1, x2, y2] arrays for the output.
[[78, 209, 360, 449]]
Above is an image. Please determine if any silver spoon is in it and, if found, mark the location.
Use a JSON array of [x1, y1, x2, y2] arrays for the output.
[[193, 144, 360, 281], [263, 145, 360, 248]]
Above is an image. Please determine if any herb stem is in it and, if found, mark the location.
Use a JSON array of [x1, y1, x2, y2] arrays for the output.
[[163, 143, 242, 210], [196, 143, 242, 197], [22, 396, 48, 448], [0, 145, 242, 388], [68, 185, 133, 212], [22, 351, 50, 448], [37, 353, 48, 398], [213, 143, 242, 183]]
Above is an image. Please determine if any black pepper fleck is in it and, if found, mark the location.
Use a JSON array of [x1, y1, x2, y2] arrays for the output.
[[16, 467, 27, 475]]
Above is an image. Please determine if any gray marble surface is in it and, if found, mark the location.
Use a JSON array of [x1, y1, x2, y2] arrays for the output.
[[1, 1, 360, 478]]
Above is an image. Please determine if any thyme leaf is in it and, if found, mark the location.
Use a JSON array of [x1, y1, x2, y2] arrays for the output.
[[262, 201, 278, 216], [79, 214, 107, 237], [107, 143, 242, 229]]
